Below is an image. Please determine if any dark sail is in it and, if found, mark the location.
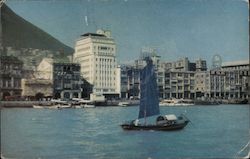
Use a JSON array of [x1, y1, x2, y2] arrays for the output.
[[138, 57, 160, 119]]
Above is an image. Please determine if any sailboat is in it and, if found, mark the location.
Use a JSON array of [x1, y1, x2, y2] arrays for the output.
[[120, 57, 189, 131]]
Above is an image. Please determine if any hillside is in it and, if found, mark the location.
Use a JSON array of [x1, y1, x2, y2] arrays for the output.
[[1, 4, 74, 55]]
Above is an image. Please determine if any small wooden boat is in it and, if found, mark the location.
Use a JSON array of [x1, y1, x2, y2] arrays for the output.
[[118, 102, 130, 107], [159, 99, 194, 106], [121, 114, 189, 131], [33, 105, 44, 109], [120, 57, 189, 131]]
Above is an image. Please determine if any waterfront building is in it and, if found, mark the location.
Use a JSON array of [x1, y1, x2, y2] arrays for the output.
[[164, 71, 195, 99], [34, 57, 93, 100], [123, 56, 248, 101], [157, 66, 165, 99], [116, 65, 121, 98], [120, 65, 129, 98], [124, 56, 206, 100], [74, 29, 120, 99], [125, 53, 161, 99], [36, 57, 53, 80], [219, 60, 249, 99], [80, 78, 93, 99], [161, 57, 206, 99], [127, 66, 141, 99], [194, 71, 209, 98], [196, 60, 249, 100], [21, 79, 53, 100], [0, 55, 23, 100], [53, 63, 81, 99]]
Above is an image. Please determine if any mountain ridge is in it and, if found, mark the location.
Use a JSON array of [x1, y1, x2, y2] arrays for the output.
[[1, 4, 74, 55]]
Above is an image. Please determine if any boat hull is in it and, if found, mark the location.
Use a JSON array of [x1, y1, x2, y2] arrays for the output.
[[120, 121, 189, 131]]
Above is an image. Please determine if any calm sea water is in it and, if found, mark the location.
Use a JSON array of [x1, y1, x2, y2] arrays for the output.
[[1, 104, 249, 159]]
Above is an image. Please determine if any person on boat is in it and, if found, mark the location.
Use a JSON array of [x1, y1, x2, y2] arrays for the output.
[[134, 119, 139, 126], [130, 119, 140, 126]]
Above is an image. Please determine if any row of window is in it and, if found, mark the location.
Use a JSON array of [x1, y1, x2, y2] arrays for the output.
[[95, 82, 116, 87], [77, 46, 90, 52], [96, 46, 114, 51], [95, 76, 116, 80], [0, 80, 21, 88], [95, 58, 116, 62], [0, 65, 22, 70], [95, 88, 115, 92]]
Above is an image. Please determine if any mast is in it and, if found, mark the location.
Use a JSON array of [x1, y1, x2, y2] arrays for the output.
[[144, 57, 148, 125]]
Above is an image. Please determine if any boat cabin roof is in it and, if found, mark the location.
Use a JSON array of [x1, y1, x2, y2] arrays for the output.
[[164, 114, 177, 120]]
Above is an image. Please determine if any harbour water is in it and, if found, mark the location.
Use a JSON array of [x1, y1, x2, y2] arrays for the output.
[[1, 104, 249, 159]]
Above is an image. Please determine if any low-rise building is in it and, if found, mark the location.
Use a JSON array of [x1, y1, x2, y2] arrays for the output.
[[36, 57, 53, 80], [21, 79, 53, 100], [0, 55, 23, 100], [53, 63, 82, 99], [195, 60, 249, 100], [194, 71, 208, 98], [164, 71, 195, 99]]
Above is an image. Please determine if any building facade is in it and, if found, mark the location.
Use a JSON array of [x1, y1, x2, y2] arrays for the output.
[[194, 71, 209, 98], [207, 60, 249, 99], [53, 63, 81, 99], [121, 55, 248, 101], [161, 57, 206, 99], [74, 29, 120, 99], [21, 79, 53, 100], [120, 65, 129, 99], [193, 60, 249, 100], [36, 57, 53, 80], [164, 71, 195, 99], [0, 55, 23, 100]]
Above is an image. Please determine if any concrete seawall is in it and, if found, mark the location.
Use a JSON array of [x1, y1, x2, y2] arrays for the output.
[[0, 101, 51, 108]]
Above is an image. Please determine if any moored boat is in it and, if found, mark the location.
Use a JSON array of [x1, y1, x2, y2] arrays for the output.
[[159, 99, 194, 106], [194, 98, 220, 105], [83, 104, 95, 108], [33, 105, 44, 109], [118, 102, 130, 107]]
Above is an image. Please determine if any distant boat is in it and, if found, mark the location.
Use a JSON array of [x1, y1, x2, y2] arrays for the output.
[[72, 98, 95, 108], [120, 57, 189, 131], [33, 105, 44, 109], [160, 99, 194, 106], [83, 104, 95, 108], [72, 105, 83, 109], [194, 98, 220, 105], [118, 101, 130, 107]]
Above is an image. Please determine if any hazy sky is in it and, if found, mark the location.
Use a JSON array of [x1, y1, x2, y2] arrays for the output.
[[6, 0, 249, 66]]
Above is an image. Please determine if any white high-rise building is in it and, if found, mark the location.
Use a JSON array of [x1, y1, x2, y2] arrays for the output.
[[74, 29, 120, 99]]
